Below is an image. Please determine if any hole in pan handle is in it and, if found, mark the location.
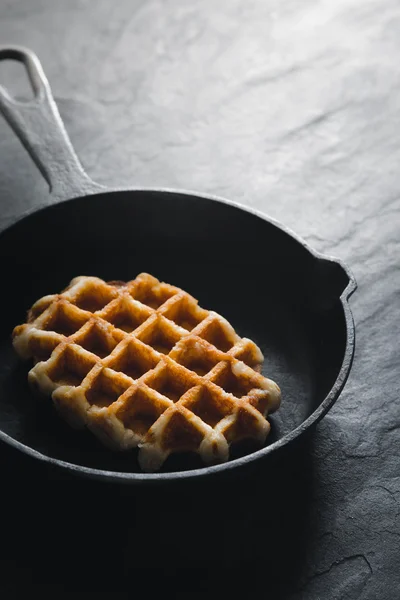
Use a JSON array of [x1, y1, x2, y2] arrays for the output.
[[0, 45, 104, 201]]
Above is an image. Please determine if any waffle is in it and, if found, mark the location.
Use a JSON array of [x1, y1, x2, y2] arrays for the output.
[[12, 273, 281, 471]]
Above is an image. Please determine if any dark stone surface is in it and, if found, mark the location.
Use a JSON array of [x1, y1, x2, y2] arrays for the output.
[[0, 0, 399, 597]]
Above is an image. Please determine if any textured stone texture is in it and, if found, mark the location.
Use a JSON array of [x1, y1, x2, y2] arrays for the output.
[[0, 0, 399, 597]]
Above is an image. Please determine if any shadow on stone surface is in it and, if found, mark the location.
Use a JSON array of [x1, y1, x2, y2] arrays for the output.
[[0, 433, 315, 596]]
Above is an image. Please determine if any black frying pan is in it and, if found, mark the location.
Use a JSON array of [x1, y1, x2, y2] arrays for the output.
[[0, 46, 356, 484]]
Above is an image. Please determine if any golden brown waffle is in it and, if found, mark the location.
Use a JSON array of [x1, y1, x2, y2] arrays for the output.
[[12, 273, 281, 471]]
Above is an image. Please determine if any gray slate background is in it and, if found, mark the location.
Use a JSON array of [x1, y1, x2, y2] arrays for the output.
[[0, 0, 399, 597]]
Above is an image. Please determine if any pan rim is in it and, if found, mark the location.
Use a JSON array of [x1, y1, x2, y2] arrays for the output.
[[0, 186, 357, 483]]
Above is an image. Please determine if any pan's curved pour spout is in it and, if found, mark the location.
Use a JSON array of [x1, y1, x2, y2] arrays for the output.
[[0, 46, 103, 202], [317, 256, 357, 301], [297, 251, 356, 315]]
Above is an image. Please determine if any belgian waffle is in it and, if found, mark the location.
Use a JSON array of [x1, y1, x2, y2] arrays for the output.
[[12, 273, 281, 471]]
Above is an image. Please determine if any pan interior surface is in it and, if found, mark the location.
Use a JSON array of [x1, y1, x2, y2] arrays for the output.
[[0, 190, 348, 475]]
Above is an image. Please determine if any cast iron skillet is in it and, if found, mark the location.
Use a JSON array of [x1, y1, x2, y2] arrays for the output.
[[0, 46, 356, 484]]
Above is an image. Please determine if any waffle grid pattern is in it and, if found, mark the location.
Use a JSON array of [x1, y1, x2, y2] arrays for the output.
[[13, 274, 281, 471]]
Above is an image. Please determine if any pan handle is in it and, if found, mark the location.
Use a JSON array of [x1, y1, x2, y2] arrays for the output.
[[0, 46, 104, 201]]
